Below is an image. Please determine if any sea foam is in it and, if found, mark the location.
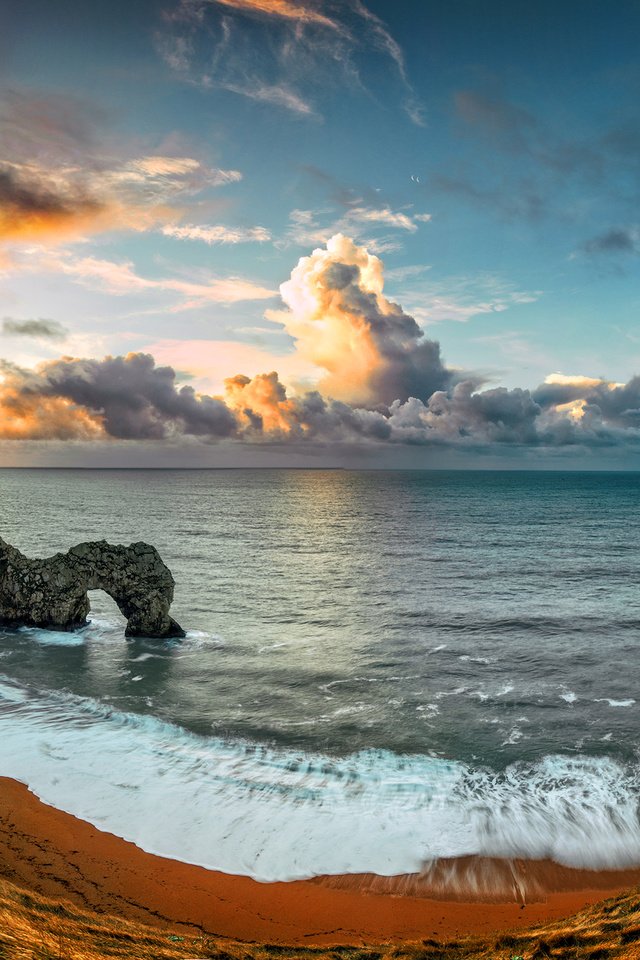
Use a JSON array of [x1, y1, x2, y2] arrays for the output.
[[1, 674, 639, 882]]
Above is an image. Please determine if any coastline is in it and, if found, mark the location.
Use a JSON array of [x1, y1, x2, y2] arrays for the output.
[[1, 777, 639, 946]]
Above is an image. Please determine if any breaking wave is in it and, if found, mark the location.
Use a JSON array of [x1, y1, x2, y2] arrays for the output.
[[1, 674, 640, 882]]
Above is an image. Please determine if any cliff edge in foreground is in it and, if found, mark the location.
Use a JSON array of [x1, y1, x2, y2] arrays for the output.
[[0, 538, 185, 638]]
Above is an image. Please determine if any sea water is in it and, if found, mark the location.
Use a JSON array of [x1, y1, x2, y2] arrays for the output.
[[0, 468, 639, 881]]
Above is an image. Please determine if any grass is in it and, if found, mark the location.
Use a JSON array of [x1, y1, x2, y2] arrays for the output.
[[0, 877, 639, 960]]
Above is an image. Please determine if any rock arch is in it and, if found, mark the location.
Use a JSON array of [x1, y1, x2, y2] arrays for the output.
[[0, 538, 185, 638]]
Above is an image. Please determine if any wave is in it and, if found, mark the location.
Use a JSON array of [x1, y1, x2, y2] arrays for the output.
[[1, 675, 639, 882], [12, 619, 224, 653]]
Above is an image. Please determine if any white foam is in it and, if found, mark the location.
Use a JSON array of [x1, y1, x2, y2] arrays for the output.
[[595, 698, 636, 708], [19, 626, 87, 647], [177, 630, 226, 651], [1, 676, 640, 881], [19, 616, 125, 648]]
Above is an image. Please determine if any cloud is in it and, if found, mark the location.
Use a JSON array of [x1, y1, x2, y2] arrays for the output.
[[284, 204, 432, 250], [2, 318, 68, 341], [35, 252, 277, 307], [4, 349, 640, 453], [221, 81, 316, 116], [454, 90, 536, 152], [162, 223, 271, 244], [433, 88, 640, 227], [432, 174, 547, 223], [0, 354, 237, 441], [0, 155, 242, 247], [0, 89, 244, 248], [579, 227, 639, 256], [533, 373, 628, 413], [112, 156, 242, 193], [0, 165, 106, 243], [208, 0, 342, 30], [2, 236, 640, 456], [396, 274, 541, 325], [347, 207, 431, 232], [0, 89, 105, 165], [158, 0, 423, 123], [268, 233, 452, 405]]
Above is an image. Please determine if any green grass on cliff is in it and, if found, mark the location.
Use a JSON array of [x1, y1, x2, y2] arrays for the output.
[[0, 878, 639, 960]]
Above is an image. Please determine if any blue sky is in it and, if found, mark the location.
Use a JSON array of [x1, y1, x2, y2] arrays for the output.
[[1, 0, 639, 465]]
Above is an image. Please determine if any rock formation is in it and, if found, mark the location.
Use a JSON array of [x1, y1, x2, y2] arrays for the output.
[[0, 538, 185, 638]]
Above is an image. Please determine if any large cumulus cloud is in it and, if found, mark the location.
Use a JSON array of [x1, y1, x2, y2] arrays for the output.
[[2, 235, 640, 456], [271, 234, 451, 406]]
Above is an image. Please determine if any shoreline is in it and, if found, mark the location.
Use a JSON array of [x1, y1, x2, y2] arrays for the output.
[[1, 777, 639, 945]]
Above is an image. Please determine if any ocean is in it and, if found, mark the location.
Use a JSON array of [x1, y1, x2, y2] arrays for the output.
[[1, 468, 639, 883]]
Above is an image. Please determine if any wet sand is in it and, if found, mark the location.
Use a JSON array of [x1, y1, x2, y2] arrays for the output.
[[1, 776, 638, 946]]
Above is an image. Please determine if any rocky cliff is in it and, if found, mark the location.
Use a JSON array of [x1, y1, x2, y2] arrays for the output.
[[0, 538, 185, 638]]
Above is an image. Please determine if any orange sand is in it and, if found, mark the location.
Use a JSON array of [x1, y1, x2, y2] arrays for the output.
[[1, 776, 638, 946]]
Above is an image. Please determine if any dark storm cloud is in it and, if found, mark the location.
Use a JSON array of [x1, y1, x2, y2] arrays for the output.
[[2, 318, 68, 340]]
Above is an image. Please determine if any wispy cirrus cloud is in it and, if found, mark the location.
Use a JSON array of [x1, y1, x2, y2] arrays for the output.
[[210, 0, 342, 29], [157, 0, 424, 123], [220, 81, 316, 116], [396, 274, 541, 326], [34, 252, 277, 308], [284, 204, 432, 251], [162, 222, 271, 244]]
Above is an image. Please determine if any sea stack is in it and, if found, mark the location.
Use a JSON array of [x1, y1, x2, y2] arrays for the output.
[[0, 538, 185, 639]]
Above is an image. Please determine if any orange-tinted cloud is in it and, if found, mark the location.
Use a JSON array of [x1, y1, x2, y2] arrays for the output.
[[212, 0, 341, 30], [224, 371, 301, 434], [3, 349, 640, 451], [0, 362, 104, 440], [0, 154, 241, 246], [268, 233, 450, 405], [0, 166, 107, 243], [0, 353, 239, 441], [2, 236, 640, 453]]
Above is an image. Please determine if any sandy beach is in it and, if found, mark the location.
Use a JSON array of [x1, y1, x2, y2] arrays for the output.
[[1, 776, 639, 947]]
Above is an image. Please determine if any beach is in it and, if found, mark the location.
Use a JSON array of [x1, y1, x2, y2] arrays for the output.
[[1, 776, 639, 947]]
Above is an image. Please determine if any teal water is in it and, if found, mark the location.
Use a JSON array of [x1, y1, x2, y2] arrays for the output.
[[0, 469, 639, 880]]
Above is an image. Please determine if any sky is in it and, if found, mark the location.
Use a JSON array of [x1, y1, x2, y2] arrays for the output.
[[1, 0, 640, 467]]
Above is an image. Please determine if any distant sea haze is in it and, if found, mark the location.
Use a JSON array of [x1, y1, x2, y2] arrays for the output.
[[0, 468, 639, 881]]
